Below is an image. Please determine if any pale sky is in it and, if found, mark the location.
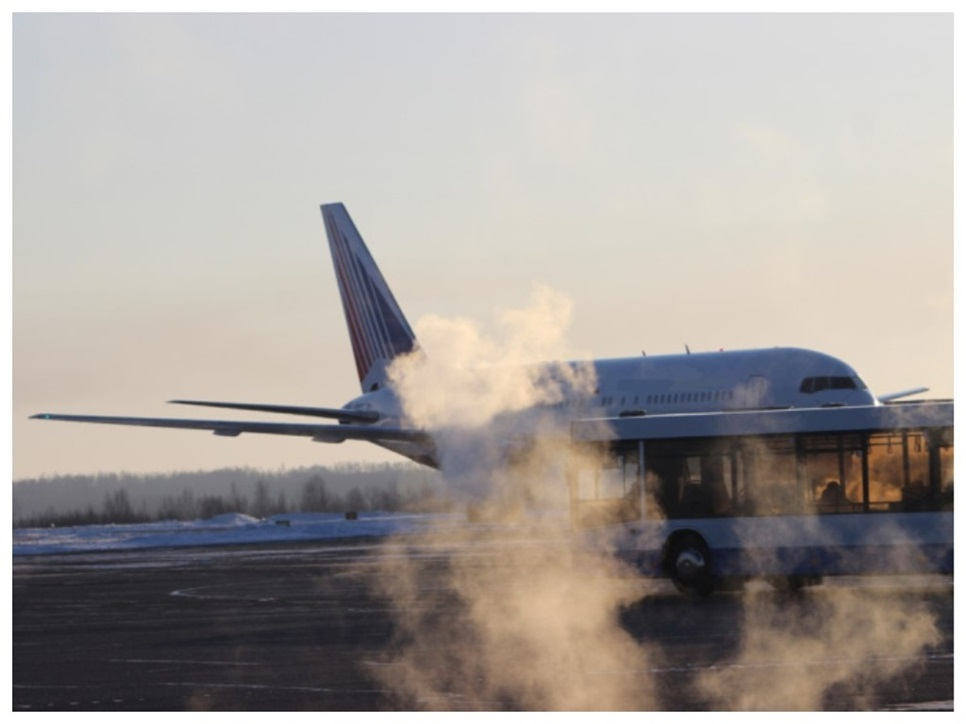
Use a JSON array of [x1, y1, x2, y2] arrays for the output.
[[11, 12, 954, 480]]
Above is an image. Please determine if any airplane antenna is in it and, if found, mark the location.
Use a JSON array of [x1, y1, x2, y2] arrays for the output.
[[641, 350, 646, 356], [685, 344, 691, 355]]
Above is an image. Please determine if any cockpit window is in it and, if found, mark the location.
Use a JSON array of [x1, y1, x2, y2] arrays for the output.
[[799, 376, 864, 394]]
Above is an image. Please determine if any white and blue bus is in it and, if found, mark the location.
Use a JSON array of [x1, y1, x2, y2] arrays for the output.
[[568, 401, 953, 596]]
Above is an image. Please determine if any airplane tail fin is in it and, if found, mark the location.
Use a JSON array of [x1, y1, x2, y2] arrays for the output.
[[321, 203, 419, 392]]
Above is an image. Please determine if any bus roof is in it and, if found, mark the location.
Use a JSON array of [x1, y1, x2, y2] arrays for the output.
[[570, 400, 954, 443]]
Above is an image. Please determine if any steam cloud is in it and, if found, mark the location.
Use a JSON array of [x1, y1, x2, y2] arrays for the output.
[[364, 285, 944, 710], [375, 284, 658, 709], [693, 586, 941, 710], [371, 530, 657, 710], [388, 284, 595, 431], [387, 283, 597, 505]]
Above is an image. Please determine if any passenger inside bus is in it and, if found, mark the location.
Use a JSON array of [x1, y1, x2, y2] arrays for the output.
[[818, 480, 850, 512]]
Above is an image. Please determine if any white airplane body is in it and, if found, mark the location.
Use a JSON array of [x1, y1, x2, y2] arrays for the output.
[[33, 203, 925, 470]]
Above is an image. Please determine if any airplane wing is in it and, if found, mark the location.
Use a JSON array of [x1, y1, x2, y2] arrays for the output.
[[30, 413, 430, 445], [877, 387, 930, 403], [168, 399, 381, 423]]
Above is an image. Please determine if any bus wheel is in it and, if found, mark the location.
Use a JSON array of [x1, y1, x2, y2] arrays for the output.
[[667, 534, 714, 597]]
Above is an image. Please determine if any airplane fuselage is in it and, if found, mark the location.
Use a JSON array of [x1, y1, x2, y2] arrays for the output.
[[341, 346, 877, 467], [588, 346, 874, 414]]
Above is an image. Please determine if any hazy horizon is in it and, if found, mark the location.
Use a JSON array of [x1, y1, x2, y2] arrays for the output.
[[13, 13, 953, 480]]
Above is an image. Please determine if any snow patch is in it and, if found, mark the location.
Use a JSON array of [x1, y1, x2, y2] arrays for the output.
[[13, 512, 465, 556]]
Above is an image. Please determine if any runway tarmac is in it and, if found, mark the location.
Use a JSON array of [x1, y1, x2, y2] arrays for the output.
[[12, 533, 954, 711]]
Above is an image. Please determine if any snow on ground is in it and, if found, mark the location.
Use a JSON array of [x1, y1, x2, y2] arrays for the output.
[[12, 511, 468, 556]]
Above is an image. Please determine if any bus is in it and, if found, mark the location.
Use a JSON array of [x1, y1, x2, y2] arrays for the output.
[[568, 400, 953, 596]]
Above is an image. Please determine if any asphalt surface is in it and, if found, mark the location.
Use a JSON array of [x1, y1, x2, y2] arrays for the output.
[[12, 534, 954, 711]]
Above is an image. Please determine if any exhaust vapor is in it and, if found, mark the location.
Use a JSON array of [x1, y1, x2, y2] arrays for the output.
[[362, 287, 944, 711]]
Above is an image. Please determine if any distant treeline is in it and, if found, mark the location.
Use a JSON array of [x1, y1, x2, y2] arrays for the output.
[[13, 463, 455, 528]]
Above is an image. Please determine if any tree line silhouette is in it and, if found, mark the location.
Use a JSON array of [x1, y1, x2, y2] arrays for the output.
[[13, 464, 455, 528]]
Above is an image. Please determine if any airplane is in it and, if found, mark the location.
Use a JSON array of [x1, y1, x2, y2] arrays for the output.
[[32, 203, 929, 470]]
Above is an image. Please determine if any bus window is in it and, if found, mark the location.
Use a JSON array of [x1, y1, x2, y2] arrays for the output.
[[645, 440, 739, 519], [569, 443, 642, 528], [700, 453, 735, 516], [742, 436, 802, 516], [598, 454, 626, 499], [939, 443, 954, 510], [866, 432, 929, 511], [645, 445, 690, 519], [575, 460, 600, 501], [800, 433, 863, 513]]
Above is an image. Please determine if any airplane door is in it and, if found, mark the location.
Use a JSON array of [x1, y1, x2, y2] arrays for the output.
[[742, 375, 767, 408]]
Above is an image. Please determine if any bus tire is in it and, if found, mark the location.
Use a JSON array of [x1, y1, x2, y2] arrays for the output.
[[666, 533, 714, 598]]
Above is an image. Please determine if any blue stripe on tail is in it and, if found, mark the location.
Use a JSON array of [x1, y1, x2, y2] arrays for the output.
[[321, 204, 418, 392]]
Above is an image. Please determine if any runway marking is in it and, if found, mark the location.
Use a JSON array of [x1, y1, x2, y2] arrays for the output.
[[14, 684, 86, 689], [169, 587, 276, 602], [647, 651, 953, 674], [884, 700, 954, 711], [109, 658, 264, 667], [12, 689, 145, 709], [360, 652, 952, 677], [161, 681, 396, 695]]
